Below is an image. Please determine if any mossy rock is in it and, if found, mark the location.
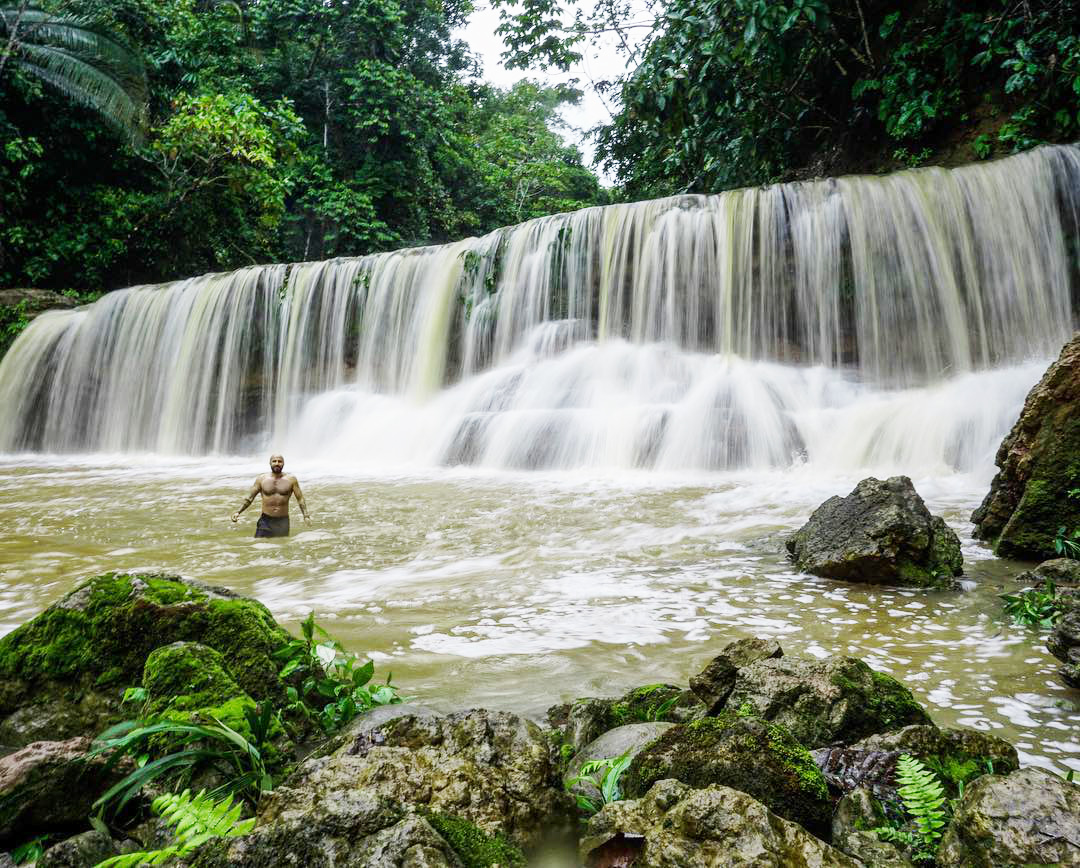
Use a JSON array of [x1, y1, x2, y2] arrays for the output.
[[550, 684, 705, 751], [622, 713, 831, 834], [142, 642, 255, 734], [725, 654, 932, 750], [972, 332, 1080, 559], [421, 810, 526, 867], [0, 572, 292, 747]]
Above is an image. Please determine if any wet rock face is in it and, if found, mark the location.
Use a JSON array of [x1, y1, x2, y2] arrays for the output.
[[788, 475, 963, 587], [621, 713, 831, 834], [725, 654, 933, 750], [972, 331, 1080, 559], [689, 637, 783, 715], [547, 684, 705, 753], [1049, 605, 1080, 688], [580, 779, 859, 868], [0, 736, 130, 848], [830, 788, 914, 868], [937, 767, 1080, 867], [0, 573, 292, 748], [1018, 557, 1080, 588], [260, 710, 574, 854]]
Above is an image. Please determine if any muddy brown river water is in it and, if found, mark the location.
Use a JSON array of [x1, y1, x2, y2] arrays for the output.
[[1, 454, 1077, 776]]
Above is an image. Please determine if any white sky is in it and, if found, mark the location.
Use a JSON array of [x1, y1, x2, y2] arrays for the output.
[[457, 2, 632, 183]]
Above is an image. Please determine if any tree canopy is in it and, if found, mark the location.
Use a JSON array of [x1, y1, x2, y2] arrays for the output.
[[0, 0, 605, 290]]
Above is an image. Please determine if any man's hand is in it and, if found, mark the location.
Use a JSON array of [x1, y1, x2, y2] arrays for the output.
[[231, 512, 240, 523]]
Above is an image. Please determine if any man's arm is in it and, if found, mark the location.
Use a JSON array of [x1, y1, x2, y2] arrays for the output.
[[292, 476, 310, 522], [232, 478, 261, 522]]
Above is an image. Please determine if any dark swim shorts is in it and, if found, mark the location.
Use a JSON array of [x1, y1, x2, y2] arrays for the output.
[[255, 513, 290, 538]]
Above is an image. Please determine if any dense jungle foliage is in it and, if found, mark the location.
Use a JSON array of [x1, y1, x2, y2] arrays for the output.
[[0, 0, 604, 290], [2, 0, 1078, 291], [497, 0, 1080, 197]]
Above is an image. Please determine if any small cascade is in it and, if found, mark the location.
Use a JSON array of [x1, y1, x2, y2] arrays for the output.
[[0, 145, 1078, 470]]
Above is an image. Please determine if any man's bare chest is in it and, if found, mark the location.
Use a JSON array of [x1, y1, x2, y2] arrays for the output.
[[260, 477, 292, 496]]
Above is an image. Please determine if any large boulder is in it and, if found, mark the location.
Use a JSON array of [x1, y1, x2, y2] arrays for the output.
[[36, 829, 134, 868], [689, 637, 783, 715], [186, 791, 505, 868], [547, 684, 704, 753], [787, 476, 963, 587], [580, 779, 859, 867], [0, 736, 129, 847], [255, 709, 574, 854], [937, 767, 1080, 867], [972, 332, 1080, 559], [621, 713, 832, 833], [0, 572, 292, 747], [725, 654, 933, 749]]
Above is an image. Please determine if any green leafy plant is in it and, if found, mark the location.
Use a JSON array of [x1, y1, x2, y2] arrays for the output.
[[874, 753, 948, 864], [94, 789, 255, 868], [565, 750, 634, 814], [1055, 526, 1080, 559], [10, 835, 49, 865], [276, 612, 401, 734], [90, 704, 276, 814], [1001, 579, 1062, 628]]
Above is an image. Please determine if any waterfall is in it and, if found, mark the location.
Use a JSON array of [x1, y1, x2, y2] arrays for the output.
[[1, 145, 1078, 471]]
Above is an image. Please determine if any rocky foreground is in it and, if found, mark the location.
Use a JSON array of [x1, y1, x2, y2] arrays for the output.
[[1, 572, 1078, 868]]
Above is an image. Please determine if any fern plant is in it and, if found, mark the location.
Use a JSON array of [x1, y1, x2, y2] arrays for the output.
[[94, 790, 255, 868], [874, 754, 948, 864]]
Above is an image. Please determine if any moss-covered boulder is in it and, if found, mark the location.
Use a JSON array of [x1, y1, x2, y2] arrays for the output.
[[0, 572, 292, 748], [142, 642, 257, 734], [972, 332, 1080, 559], [581, 779, 859, 868], [937, 767, 1080, 867], [564, 723, 675, 810], [725, 654, 933, 749], [547, 684, 705, 752], [851, 725, 1018, 792], [787, 476, 963, 587], [621, 713, 831, 834], [689, 637, 783, 715]]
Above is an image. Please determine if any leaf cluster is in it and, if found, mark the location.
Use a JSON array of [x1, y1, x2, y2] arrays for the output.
[[565, 749, 634, 814], [1001, 578, 1064, 628], [276, 612, 402, 734], [88, 704, 276, 815]]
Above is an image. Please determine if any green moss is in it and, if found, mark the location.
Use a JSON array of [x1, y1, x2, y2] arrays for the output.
[[764, 721, 829, 803], [421, 811, 525, 868], [867, 670, 928, 729]]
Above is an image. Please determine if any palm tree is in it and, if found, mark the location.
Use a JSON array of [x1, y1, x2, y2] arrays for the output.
[[0, 2, 147, 138]]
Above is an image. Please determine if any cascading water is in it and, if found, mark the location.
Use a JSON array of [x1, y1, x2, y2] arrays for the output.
[[0, 145, 1078, 472]]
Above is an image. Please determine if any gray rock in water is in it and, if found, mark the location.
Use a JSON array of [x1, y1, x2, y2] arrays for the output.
[[725, 654, 933, 749], [258, 709, 574, 853], [1018, 557, 1080, 588], [564, 722, 674, 809], [937, 767, 1080, 867], [580, 779, 860, 867], [831, 788, 914, 868], [689, 637, 783, 715], [0, 736, 130, 847], [621, 713, 832, 834], [787, 475, 963, 587], [1049, 604, 1080, 688]]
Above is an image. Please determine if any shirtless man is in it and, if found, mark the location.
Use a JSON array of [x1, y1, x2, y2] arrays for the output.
[[231, 454, 309, 537]]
